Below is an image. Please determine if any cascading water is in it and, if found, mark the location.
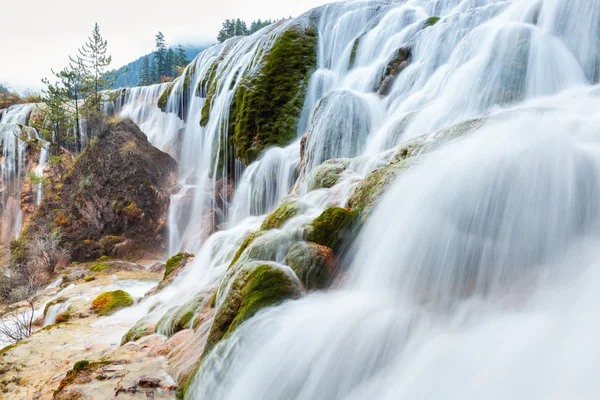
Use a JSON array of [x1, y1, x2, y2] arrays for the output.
[[109, 0, 600, 397], [0, 103, 38, 242]]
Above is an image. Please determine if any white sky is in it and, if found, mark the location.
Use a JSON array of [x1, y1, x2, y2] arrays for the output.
[[0, 0, 332, 93]]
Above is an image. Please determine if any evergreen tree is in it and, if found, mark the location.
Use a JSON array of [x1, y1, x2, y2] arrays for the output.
[[154, 31, 167, 81], [175, 45, 188, 68], [165, 48, 176, 78], [40, 78, 70, 153], [76, 23, 113, 112], [234, 18, 248, 36], [217, 19, 235, 43], [249, 19, 273, 34], [55, 58, 85, 151], [138, 55, 151, 86]]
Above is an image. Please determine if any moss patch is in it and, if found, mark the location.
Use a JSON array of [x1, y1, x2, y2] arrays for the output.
[[260, 201, 306, 231], [230, 24, 318, 164], [120, 317, 156, 345], [203, 264, 301, 357], [164, 252, 194, 280], [305, 159, 350, 191], [425, 16, 441, 27], [284, 242, 335, 290], [91, 290, 133, 316], [89, 262, 108, 272], [155, 295, 203, 337], [305, 207, 358, 251], [228, 231, 266, 269]]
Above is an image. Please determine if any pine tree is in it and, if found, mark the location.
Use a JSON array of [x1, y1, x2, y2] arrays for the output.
[[138, 55, 151, 86], [175, 45, 188, 68], [40, 78, 70, 153], [249, 19, 273, 34], [55, 58, 85, 151], [76, 23, 113, 112], [165, 48, 176, 78], [154, 32, 167, 81], [217, 19, 235, 43], [234, 18, 248, 36]]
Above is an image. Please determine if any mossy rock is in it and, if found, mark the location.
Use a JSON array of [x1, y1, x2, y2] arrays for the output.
[[260, 201, 307, 231], [305, 159, 350, 191], [43, 297, 67, 318], [72, 360, 89, 372], [155, 295, 204, 337], [121, 317, 156, 345], [164, 252, 194, 279], [346, 163, 410, 218], [228, 231, 266, 269], [304, 207, 359, 251], [157, 81, 176, 110], [90, 262, 108, 272], [92, 290, 133, 316], [203, 263, 301, 357], [230, 23, 318, 164], [284, 242, 335, 290]]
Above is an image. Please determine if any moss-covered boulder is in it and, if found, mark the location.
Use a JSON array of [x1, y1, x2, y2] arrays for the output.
[[260, 201, 307, 231], [377, 46, 411, 95], [228, 231, 266, 269], [164, 252, 194, 280], [346, 163, 409, 218], [92, 290, 133, 316], [230, 23, 318, 164], [305, 159, 350, 191], [284, 242, 335, 290], [155, 295, 204, 337], [424, 16, 441, 27], [304, 207, 359, 251], [203, 263, 301, 356], [120, 317, 156, 345], [24, 119, 177, 262]]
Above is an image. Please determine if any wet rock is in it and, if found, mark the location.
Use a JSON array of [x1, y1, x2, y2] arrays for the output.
[[284, 241, 335, 290]]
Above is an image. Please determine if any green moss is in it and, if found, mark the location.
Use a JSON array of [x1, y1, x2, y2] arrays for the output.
[[305, 159, 350, 191], [284, 242, 334, 289], [349, 37, 360, 68], [164, 252, 194, 279], [121, 317, 155, 345], [425, 16, 441, 27], [260, 201, 306, 231], [84, 275, 96, 282], [203, 264, 301, 356], [346, 163, 409, 218], [96, 255, 111, 261], [90, 262, 108, 272], [157, 81, 176, 110], [155, 295, 203, 337], [43, 298, 66, 317], [228, 231, 266, 269], [92, 290, 133, 316], [199, 61, 221, 127], [72, 360, 89, 372], [231, 24, 318, 164], [305, 207, 359, 250]]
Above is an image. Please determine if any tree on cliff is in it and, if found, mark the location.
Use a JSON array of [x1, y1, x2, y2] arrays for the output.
[[153, 31, 167, 81], [138, 55, 151, 86], [76, 23, 114, 112]]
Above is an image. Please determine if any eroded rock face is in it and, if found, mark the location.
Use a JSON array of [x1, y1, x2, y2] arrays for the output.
[[26, 119, 178, 262]]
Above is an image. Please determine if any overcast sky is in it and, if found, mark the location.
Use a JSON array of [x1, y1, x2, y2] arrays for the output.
[[1, 0, 332, 93]]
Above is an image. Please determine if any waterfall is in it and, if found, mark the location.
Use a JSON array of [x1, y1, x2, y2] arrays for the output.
[[106, 0, 600, 397], [0, 103, 37, 241]]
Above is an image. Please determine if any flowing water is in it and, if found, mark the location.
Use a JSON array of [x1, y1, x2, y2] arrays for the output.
[[103, 0, 600, 397]]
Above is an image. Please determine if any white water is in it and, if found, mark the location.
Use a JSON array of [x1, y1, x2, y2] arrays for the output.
[[0, 104, 37, 241], [106, 0, 600, 397]]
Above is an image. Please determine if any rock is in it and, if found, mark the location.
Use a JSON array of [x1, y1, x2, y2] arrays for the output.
[[138, 376, 162, 388], [304, 207, 359, 251], [377, 47, 411, 95], [260, 201, 308, 231], [121, 317, 157, 345], [164, 252, 194, 280], [148, 262, 166, 274], [92, 290, 134, 316], [203, 263, 302, 356], [305, 158, 350, 191], [284, 242, 335, 289], [22, 119, 178, 262], [155, 295, 204, 337]]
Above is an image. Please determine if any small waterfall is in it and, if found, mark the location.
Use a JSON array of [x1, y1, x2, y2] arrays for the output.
[[0, 104, 37, 241]]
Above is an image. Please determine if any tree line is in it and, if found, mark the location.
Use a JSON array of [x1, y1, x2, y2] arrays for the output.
[[217, 18, 275, 43], [137, 32, 189, 86]]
